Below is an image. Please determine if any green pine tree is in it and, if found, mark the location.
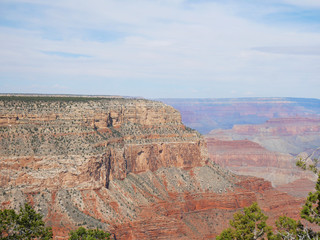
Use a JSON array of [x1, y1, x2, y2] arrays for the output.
[[216, 202, 274, 240], [69, 227, 111, 240], [0, 203, 52, 239], [301, 173, 320, 225]]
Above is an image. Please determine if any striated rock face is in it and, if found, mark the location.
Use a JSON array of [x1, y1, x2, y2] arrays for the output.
[[208, 117, 320, 155], [0, 96, 207, 238], [205, 137, 316, 187], [206, 139, 291, 168], [276, 178, 316, 198], [161, 97, 320, 192], [205, 117, 320, 189], [0, 96, 309, 239], [113, 171, 304, 240], [0, 161, 305, 239], [0, 97, 206, 189]]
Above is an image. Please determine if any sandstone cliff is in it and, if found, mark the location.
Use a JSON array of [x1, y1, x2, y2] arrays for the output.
[[0, 96, 206, 238], [0, 96, 206, 189]]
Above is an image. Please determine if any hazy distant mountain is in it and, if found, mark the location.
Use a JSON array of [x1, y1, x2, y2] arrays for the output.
[[161, 97, 320, 190], [159, 97, 320, 134]]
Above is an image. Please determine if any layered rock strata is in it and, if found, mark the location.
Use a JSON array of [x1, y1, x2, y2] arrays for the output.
[[208, 117, 320, 155], [160, 98, 320, 134], [0, 96, 205, 238], [0, 97, 206, 188], [206, 138, 316, 187], [0, 96, 309, 239]]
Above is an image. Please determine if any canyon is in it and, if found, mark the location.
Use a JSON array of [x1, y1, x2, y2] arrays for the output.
[[160, 98, 320, 134], [206, 117, 320, 188], [0, 96, 317, 239], [161, 98, 320, 190]]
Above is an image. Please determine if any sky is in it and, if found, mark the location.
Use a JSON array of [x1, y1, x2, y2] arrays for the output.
[[0, 0, 320, 98]]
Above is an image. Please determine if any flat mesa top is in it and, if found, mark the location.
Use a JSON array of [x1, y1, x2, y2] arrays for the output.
[[0, 94, 144, 102]]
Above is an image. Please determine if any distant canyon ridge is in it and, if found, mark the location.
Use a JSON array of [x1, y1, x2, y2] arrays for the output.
[[159, 98, 320, 135], [160, 98, 320, 190]]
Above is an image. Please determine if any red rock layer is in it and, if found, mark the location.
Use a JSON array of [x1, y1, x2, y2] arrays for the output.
[[114, 174, 304, 240], [276, 178, 316, 198], [231, 117, 320, 136], [206, 138, 291, 168], [0, 98, 207, 189], [205, 137, 315, 187]]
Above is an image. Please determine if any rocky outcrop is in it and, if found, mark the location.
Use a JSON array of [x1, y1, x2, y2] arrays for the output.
[[206, 139, 291, 168], [0, 96, 207, 238], [0, 97, 206, 189]]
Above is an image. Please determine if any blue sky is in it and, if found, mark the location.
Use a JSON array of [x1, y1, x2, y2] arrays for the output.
[[0, 0, 320, 98]]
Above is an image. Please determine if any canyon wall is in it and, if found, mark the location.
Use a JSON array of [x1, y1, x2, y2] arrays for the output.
[[206, 117, 320, 187], [209, 117, 320, 155], [206, 117, 320, 189], [0, 96, 310, 239], [206, 137, 316, 187], [0, 96, 207, 238], [0, 97, 206, 189], [160, 97, 320, 190]]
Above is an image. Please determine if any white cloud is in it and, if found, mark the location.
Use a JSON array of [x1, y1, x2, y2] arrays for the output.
[[0, 0, 320, 97], [253, 46, 320, 56], [282, 0, 320, 8]]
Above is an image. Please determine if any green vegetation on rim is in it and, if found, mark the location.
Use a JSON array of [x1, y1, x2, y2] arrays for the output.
[[0, 96, 119, 102]]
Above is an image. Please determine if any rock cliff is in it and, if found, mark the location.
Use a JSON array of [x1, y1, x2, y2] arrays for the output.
[[0, 96, 206, 188], [0, 96, 308, 239], [208, 117, 320, 155], [206, 138, 316, 187], [206, 117, 320, 188]]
